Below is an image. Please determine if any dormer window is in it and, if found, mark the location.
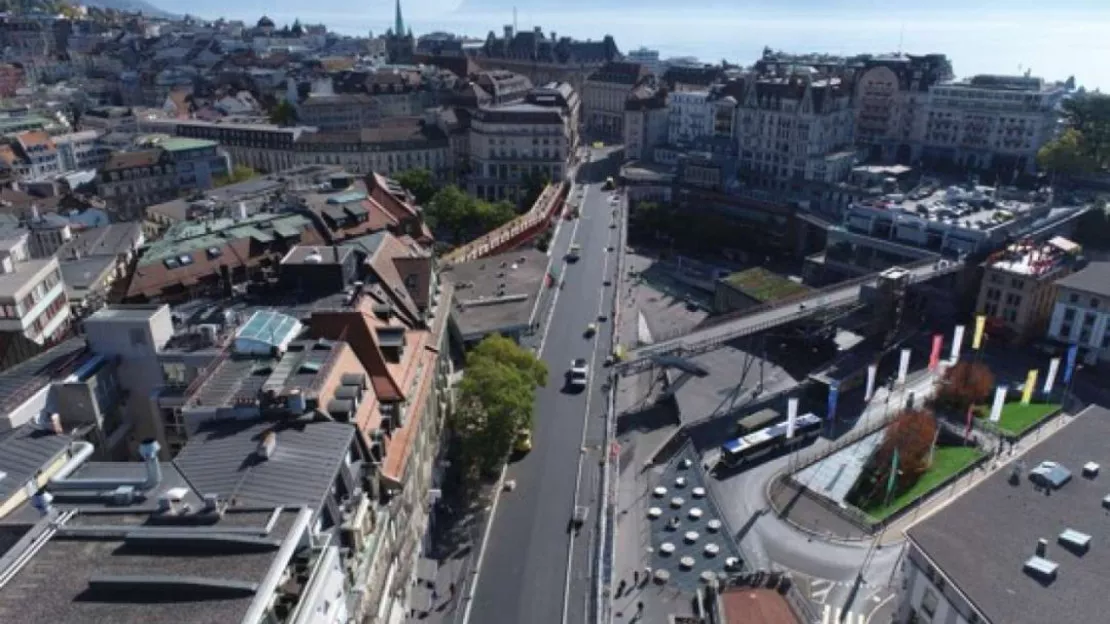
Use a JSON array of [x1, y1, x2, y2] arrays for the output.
[[376, 327, 406, 363]]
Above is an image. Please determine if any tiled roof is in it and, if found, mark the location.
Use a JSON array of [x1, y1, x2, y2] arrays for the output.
[[101, 148, 165, 172]]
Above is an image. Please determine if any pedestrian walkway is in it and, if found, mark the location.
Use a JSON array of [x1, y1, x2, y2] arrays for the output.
[[822, 604, 867, 624]]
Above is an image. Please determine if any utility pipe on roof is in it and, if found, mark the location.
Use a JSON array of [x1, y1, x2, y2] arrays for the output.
[[48, 439, 163, 492]]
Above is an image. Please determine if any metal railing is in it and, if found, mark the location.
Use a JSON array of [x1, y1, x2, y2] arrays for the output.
[[441, 183, 568, 266]]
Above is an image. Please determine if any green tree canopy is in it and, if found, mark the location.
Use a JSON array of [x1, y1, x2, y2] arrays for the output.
[[1037, 128, 1095, 177], [1060, 93, 1110, 169], [393, 168, 438, 205], [452, 335, 547, 478], [214, 165, 258, 188], [268, 99, 298, 126], [425, 185, 518, 243]]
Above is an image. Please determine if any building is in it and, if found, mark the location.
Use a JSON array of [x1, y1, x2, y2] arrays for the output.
[[53, 129, 110, 171], [56, 221, 145, 314], [384, 0, 415, 64], [472, 25, 621, 91], [96, 148, 178, 221], [667, 88, 715, 147], [444, 247, 547, 345], [0, 130, 61, 181], [623, 80, 669, 162], [1046, 261, 1110, 365], [917, 74, 1067, 176], [582, 61, 648, 137], [473, 70, 533, 105], [141, 135, 231, 191], [123, 211, 326, 303], [297, 92, 377, 132], [900, 404, 1110, 624], [467, 83, 579, 201], [854, 54, 953, 163], [294, 116, 451, 179], [975, 236, 1080, 343], [714, 267, 811, 314], [737, 70, 856, 190], [626, 47, 662, 76], [0, 231, 70, 350], [298, 171, 434, 243], [0, 63, 24, 97], [139, 117, 311, 174]]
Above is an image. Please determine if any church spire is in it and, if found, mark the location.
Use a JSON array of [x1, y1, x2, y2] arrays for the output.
[[394, 0, 405, 36]]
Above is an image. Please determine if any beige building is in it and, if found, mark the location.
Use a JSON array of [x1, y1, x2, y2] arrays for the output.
[[293, 116, 451, 179], [582, 61, 648, 137], [139, 116, 311, 173], [623, 81, 668, 161], [468, 82, 579, 201], [854, 54, 952, 163], [976, 237, 1079, 343], [96, 148, 178, 221]]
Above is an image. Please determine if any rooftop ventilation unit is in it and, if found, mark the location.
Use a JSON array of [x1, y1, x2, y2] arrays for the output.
[[1030, 461, 1072, 490], [1023, 556, 1058, 582], [1058, 529, 1091, 554]]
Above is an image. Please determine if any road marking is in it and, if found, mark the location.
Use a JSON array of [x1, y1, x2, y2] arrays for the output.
[[460, 462, 509, 624], [809, 578, 835, 604], [823, 605, 866, 624], [538, 185, 589, 355], [561, 184, 618, 624]]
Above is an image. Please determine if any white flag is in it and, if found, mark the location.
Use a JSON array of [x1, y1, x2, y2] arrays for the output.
[[897, 348, 911, 385], [1043, 357, 1060, 396], [786, 397, 798, 440], [950, 325, 965, 363], [864, 364, 877, 402], [989, 386, 1007, 423]]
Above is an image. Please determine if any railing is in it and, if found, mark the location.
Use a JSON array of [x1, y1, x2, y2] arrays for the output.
[[441, 183, 568, 266]]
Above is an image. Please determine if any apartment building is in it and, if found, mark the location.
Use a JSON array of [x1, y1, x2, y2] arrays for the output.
[[0, 231, 70, 347], [139, 117, 312, 173], [854, 54, 953, 163], [297, 92, 377, 131], [975, 237, 1079, 343], [294, 116, 451, 179], [473, 70, 533, 105], [141, 135, 231, 191], [1046, 261, 1110, 365], [96, 148, 178, 221], [53, 129, 110, 171], [737, 71, 856, 189], [467, 82, 579, 201], [56, 222, 145, 314], [917, 74, 1067, 175], [582, 61, 648, 137], [667, 89, 714, 147], [0, 130, 61, 180], [624, 81, 668, 161]]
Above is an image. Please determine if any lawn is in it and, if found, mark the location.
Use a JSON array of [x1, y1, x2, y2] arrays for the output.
[[974, 402, 1061, 437], [861, 446, 984, 522], [722, 267, 810, 303]]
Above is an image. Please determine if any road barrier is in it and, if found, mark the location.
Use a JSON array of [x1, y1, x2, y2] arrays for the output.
[[441, 183, 569, 266]]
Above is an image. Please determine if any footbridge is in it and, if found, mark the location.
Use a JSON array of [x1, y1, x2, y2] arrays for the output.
[[616, 257, 963, 375]]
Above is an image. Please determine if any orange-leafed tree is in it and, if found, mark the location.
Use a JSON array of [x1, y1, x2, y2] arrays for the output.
[[934, 361, 994, 412], [855, 408, 938, 508]]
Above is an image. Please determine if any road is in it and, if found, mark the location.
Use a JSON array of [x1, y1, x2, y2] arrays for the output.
[[465, 150, 620, 624]]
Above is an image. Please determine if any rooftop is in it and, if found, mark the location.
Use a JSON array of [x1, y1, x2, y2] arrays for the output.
[[720, 267, 810, 303], [852, 184, 1046, 234], [985, 237, 1078, 277], [443, 248, 547, 341], [1054, 261, 1110, 298], [907, 404, 1110, 624]]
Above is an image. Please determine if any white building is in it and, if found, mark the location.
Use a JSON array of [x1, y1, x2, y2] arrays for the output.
[[1046, 261, 1110, 365], [737, 71, 856, 189], [53, 130, 109, 172], [667, 89, 714, 146], [0, 231, 70, 345], [917, 74, 1067, 175]]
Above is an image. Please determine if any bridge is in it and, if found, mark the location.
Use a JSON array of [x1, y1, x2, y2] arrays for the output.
[[616, 257, 963, 375]]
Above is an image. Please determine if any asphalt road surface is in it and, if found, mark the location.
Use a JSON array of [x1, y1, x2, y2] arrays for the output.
[[466, 153, 620, 624]]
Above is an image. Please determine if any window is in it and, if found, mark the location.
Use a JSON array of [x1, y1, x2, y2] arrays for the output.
[[1064, 308, 1076, 322], [1091, 298, 1100, 310], [1070, 292, 1080, 304]]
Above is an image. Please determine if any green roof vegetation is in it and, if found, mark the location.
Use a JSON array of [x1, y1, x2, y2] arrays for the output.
[[155, 137, 219, 152], [721, 267, 810, 303], [974, 402, 1062, 437], [861, 446, 984, 521]]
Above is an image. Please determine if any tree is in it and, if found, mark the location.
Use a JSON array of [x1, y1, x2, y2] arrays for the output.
[[452, 335, 547, 479], [520, 171, 550, 209], [291, 19, 303, 37], [394, 168, 437, 205], [268, 99, 298, 126], [1059, 93, 1110, 169], [214, 165, 258, 187], [934, 361, 994, 413], [425, 185, 518, 243], [1037, 128, 1095, 178], [853, 408, 937, 508]]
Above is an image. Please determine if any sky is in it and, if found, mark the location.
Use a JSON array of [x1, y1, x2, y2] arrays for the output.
[[159, 0, 1110, 90]]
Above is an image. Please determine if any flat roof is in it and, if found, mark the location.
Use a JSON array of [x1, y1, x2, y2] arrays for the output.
[[445, 248, 547, 341], [1054, 261, 1110, 298], [720, 267, 810, 303], [907, 404, 1110, 624]]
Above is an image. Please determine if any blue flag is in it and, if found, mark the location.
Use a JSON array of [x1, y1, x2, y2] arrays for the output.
[[827, 381, 840, 423], [1063, 344, 1079, 384]]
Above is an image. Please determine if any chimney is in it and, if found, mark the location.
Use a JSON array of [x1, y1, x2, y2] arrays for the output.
[[138, 439, 162, 489], [202, 493, 220, 512], [257, 431, 277, 459], [1036, 538, 1048, 557]]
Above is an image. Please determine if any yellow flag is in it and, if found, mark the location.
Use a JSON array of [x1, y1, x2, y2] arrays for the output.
[[972, 315, 986, 350], [1021, 369, 1038, 405]]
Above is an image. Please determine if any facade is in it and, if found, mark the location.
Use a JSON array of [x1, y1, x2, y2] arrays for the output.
[[1046, 261, 1110, 365], [0, 130, 61, 180], [667, 89, 714, 147], [623, 81, 668, 161], [294, 117, 451, 179], [96, 148, 178, 221], [472, 25, 621, 91], [57, 222, 145, 314], [146, 136, 231, 191], [473, 70, 533, 105], [297, 93, 378, 131], [901, 405, 1110, 624], [0, 231, 70, 347], [53, 130, 109, 171], [626, 47, 662, 76], [854, 54, 953, 163], [582, 61, 648, 137], [975, 237, 1079, 343], [467, 83, 579, 201], [737, 72, 856, 189], [139, 117, 311, 173], [917, 74, 1067, 175]]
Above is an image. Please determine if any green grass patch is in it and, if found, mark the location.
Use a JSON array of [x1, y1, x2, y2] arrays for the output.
[[720, 267, 810, 303], [861, 446, 984, 522], [974, 402, 1061, 437]]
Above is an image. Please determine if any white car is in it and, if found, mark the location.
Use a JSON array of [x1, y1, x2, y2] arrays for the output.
[[568, 358, 589, 388]]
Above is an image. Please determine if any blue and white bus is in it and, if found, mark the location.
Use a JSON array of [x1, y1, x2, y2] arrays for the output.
[[719, 412, 822, 467]]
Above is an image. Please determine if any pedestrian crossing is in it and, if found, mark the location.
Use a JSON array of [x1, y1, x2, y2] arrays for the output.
[[821, 604, 867, 624]]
